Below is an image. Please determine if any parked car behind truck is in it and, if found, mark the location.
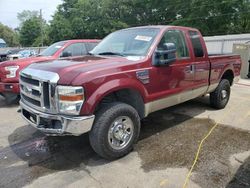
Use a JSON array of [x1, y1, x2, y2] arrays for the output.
[[20, 26, 241, 159], [8, 49, 37, 60], [0, 39, 100, 103]]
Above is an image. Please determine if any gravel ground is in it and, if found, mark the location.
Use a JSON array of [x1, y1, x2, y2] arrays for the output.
[[0, 81, 249, 188]]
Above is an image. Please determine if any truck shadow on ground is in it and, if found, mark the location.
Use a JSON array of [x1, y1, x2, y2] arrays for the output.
[[1, 96, 250, 188], [0, 95, 19, 108], [226, 156, 250, 188]]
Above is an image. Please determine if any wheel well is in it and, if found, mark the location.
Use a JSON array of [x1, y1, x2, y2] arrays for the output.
[[95, 89, 145, 119], [221, 70, 234, 85]]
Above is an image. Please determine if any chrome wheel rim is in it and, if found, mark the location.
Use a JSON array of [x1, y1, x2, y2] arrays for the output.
[[108, 116, 134, 150], [221, 89, 227, 99]]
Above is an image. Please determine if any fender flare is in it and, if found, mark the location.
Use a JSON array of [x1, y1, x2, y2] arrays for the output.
[[81, 78, 148, 114], [219, 64, 234, 80]]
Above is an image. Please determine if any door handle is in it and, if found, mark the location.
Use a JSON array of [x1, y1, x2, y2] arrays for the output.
[[190, 64, 195, 74], [185, 65, 195, 74]]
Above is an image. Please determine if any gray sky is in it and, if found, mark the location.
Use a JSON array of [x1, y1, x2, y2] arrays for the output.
[[0, 0, 62, 28]]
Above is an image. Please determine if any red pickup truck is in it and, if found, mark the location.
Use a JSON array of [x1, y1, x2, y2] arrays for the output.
[[20, 26, 241, 159], [0, 39, 99, 103]]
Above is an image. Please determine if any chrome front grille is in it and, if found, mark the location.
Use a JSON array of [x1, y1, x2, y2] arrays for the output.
[[20, 68, 60, 113], [20, 75, 47, 108]]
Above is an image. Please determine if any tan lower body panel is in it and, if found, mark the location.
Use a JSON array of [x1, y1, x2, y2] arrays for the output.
[[144, 85, 217, 117]]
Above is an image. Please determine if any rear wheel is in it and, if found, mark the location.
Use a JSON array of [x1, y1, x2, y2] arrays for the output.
[[89, 102, 140, 160], [210, 79, 231, 109]]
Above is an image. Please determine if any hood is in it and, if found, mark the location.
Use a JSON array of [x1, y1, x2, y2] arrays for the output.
[[0, 56, 53, 67], [0, 56, 55, 82], [27, 55, 140, 85]]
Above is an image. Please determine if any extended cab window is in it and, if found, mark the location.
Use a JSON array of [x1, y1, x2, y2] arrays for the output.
[[158, 30, 189, 59], [61, 43, 87, 57], [189, 31, 204, 57]]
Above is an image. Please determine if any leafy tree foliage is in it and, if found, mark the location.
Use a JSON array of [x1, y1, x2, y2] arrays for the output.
[[18, 12, 50, 47], [46, 0, 250, 42], [17, 10, 39, 26], [19, 17, 42, 46], [0, 23, 19, 47], [48, 12, 74, 42]]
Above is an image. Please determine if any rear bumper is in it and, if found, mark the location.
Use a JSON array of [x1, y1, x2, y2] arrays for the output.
[[20, 100, 95, 136], [0, 82, 20, 94]]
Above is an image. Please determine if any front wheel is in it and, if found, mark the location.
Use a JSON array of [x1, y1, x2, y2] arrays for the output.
[[89, 102, 141, 160], [210, 79, 231, 109]]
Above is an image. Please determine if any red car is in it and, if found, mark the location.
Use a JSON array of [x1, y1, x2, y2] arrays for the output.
[[20, 26, 241, 159], [0, 39, 100, 102]]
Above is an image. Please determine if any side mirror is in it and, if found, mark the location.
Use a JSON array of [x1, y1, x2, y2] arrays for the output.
[[153, 43, 177, 66], [61, 51, 72, 57]]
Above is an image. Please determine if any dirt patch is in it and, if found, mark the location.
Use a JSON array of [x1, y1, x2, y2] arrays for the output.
[[136, 110, 250, 188]]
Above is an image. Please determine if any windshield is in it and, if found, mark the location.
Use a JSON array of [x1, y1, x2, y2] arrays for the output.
[[39, 41, 66, 56], [91, 28, 160, 57]]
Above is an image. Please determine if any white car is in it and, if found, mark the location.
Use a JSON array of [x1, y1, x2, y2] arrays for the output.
[[8, 50, 37, 60]]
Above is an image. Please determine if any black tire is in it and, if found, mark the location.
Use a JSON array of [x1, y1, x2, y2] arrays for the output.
[[210, 79, 231, 109], [89, 102, 141, 160], [2, 93, 20, 104]]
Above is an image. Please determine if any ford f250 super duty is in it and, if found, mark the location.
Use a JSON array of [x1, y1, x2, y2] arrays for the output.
[[19, 26, 241, 159], [0, 39, 100, 103]]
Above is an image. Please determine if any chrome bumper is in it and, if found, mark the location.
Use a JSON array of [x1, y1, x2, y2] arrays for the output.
[[20, 100, 95, 136]]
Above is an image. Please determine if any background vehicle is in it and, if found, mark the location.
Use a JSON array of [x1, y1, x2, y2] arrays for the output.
[[0, 38, 6, 48], [8, 49, 37, 60], [20, 26, 241, 159], [0, 39, 100, 103]]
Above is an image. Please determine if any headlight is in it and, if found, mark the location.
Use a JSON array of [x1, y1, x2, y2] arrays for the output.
[[5, 66, 19, 78], [57, 86, 85, 115]]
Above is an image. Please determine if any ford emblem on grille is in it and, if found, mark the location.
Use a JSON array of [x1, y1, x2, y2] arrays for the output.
[[24, 85, 33, 94]]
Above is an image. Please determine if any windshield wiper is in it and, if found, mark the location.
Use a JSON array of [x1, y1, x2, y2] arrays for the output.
[[97, 52, 125, 57]]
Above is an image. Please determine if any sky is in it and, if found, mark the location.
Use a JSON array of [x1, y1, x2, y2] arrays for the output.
[[0, 0, 62, 28]]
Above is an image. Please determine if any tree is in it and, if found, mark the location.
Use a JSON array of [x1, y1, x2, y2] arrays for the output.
[[48, 0, 250, 42], [0, 23, 19, 47], [17, 10, 39, 26], [18, 10, 50, 47], [48, 13, 74, 42], [19, 17, 42, 46]]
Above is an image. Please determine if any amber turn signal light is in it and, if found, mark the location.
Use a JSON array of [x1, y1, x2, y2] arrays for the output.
[[59, 94, 84, 101]]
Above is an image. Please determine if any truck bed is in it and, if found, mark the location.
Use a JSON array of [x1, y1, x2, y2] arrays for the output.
[[209, 54, 241, 86]]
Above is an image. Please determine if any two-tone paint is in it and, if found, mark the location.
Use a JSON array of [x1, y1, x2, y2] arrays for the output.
[[25, 26, 241, 119]]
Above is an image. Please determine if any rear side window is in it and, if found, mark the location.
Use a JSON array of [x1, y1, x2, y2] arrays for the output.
[[189, 31, 204, 57]]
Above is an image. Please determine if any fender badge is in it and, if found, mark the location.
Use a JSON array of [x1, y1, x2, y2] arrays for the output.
[[136, 70, 150, 84]]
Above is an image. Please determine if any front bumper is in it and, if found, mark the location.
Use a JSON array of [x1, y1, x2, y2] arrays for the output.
[[20, 100, 95, 136], [0, 82, 20, 94]]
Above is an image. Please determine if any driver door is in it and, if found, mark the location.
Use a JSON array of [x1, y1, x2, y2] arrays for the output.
[[148, 29, 195, 111]]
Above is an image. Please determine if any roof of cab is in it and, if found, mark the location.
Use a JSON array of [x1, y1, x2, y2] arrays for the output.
[[62, 39, 101, 43], [120, 25, 199, 32]]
